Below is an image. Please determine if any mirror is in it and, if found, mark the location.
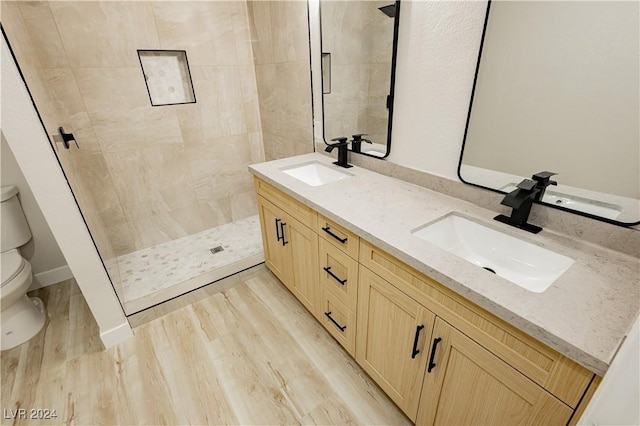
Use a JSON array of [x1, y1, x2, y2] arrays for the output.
[[459, 1, 639, 225], [319, 0, 400, 158]]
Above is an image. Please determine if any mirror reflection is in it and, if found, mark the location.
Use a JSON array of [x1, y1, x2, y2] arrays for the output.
[[320, 0, 399, 158], [460, 1, 639, 225]]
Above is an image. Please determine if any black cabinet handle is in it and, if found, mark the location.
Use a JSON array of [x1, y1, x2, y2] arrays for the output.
[[321, 226, 348, 244], [411, 324, 425, 359], [279, 221, 288, 246], [324, 311, 346, 332], [323, 266, 347, 285], [275, 218, 282, 242], [427, 337, 442, 372]]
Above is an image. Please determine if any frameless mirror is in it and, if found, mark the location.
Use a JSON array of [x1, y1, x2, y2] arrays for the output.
[[460, 1, 640, 225], [318, 0, 400, 158]]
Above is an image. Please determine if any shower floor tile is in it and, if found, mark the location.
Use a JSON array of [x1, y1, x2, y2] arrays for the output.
[[117, 215, 264, 314]]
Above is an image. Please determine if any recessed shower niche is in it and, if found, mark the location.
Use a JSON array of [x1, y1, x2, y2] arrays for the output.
[[137, 50, 196, 106]]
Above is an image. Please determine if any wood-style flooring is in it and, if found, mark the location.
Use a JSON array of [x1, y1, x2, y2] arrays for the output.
[[1, 265, 410, 425]]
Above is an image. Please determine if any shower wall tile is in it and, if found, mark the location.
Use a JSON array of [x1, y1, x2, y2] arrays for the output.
[[238, 65, 259, 103], [152, 1, 236, 66], [238, 65, 262, 133], [270, 1, 311, 64], [107, 222, 137, 258], [130, 205, 205, 251], [248, 1, 309, 65], [229, 1, 255, 66], [197, 188, 256, 230], [197, 201, 233, 230], [230, 190, 258, 220], [18, 1, 68, 68], [255, 62, 312, 134], [248, 132, 266, 164], [244, 102, 262, 133], [9, 0, 265, 256], [246, 1, 273, 65], [37, 68, 102, 154], [73, 67, 183, 152], [2, 2, 42, 68], [67, 153, 127, 229], [177, 66, 247, 144], [104, 144, 198, 220], [48, 1, 160, 68], [254, 60, 313, 160], [20, 68, 61, 139], [186, 133, 254, 202]]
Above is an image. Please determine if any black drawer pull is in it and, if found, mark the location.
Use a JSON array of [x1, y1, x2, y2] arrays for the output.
[[411, 324, 425, 359], [324, 311, 346, 332], [322, 226, 348, 244], [427, 337, 442, 372], [279, 221, 288, 246], [275, 218, 282, 242], [323, 266, 347, 285]]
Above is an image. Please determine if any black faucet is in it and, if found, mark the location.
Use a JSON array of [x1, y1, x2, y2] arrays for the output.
[[325, 137, 353, 168], [494, 178, 542, 234], [350, 134, 372, 153], [531, 171, 558, 202]]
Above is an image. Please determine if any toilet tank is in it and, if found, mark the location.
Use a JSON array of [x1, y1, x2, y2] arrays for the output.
[[1, 186, 32, 252]]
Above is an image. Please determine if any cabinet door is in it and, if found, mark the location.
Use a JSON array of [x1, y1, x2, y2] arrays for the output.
[[257, 195, 292, 287], [417, 318, 573, 426], [287, 217, 319, 318], [356, 266, 436, 421]]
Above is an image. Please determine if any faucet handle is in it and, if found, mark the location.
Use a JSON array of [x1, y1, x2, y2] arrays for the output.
[[516, 179, 538, 191], [330, 137, 348, 145], [532, 171, 558, 187], [351, 134, 372, 143]]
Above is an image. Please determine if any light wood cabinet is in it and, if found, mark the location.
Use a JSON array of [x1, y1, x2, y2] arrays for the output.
[[318, 237, 359, 355], [318, 214, 359, 259], [356, 266, 436, 421], [257, 195, 292, 286], [359, 239, 594, 409], [287, 217, 319, 317], [256, 181, 319, 319], [417, 318, 573, 425], [254, 177, 599, 425], [319, 290, 357, 355]]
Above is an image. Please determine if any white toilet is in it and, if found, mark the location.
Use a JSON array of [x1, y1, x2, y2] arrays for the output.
[[1, 186, 46, 350]]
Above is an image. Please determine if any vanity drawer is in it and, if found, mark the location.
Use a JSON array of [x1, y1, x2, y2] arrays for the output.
[[317, 214, 359, 259], [319, 289, 356, 356], [359, 239, 593, 408], [319, 238, 359, 311], [254, 177, 317, 230]]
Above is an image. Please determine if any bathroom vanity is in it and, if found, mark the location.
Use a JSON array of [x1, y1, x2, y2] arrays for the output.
[[250, 153, 639, 425]]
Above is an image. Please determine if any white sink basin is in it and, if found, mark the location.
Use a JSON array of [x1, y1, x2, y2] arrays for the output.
[[280, 161, 353, 187], [411, 214, 574, 293]]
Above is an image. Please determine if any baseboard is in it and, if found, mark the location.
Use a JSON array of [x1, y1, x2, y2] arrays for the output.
[[30, 265, 74, 290], [99, 322, 134, 348]]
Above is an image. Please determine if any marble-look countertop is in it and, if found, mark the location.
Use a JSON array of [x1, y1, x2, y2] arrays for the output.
[[249, 153, 640, 376]]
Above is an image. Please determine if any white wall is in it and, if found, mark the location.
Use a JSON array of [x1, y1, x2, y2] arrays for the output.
[[388, 0, 486, 179], [1, 134, 72, 288], [579, 314, 640, 425], [1, 38, 132, 347]]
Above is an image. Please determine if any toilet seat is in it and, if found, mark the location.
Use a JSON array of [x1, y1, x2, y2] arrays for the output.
[[1, 250, 26, 288]]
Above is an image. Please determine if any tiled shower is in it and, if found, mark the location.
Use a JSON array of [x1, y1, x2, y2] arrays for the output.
[[2, 1, 313, 314]]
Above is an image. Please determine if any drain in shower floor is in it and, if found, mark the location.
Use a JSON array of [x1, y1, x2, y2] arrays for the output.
[[210, 246, 225, 255]]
